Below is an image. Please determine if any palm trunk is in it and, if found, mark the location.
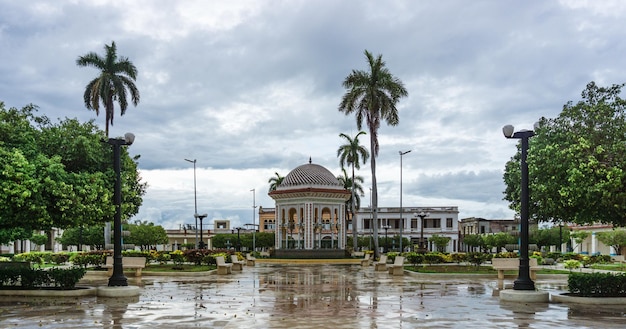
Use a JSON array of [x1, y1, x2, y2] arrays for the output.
[[351, 163, 357, 251], [370, 137, 380, 259]]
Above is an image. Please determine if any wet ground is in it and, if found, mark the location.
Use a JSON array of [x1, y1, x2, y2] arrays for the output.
[[1, 264, 625, 328]]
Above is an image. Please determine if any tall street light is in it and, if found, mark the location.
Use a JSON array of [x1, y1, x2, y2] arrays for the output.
[[503, 123, 537, 291], [415, 211, 429, 254], [106, 132, 135, 287], [184, 159, 199, 249], [251, 189, 256, 252], [382, 224, 390, 253], [399, 150, 411, 252]]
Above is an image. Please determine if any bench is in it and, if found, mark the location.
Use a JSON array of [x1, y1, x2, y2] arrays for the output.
[[387, 256, 405, 276], [360, 253, 372, 267], [246, 254, 256, 266], [230, 255, 245, 271], [104, 256, 146, 277], [491, 258, 539, 280], [215, 256, 232, 275], [373, 255, 388, 271]]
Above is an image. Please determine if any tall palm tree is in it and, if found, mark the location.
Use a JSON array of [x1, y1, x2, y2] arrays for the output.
[[337, 131, 369, 251], [268, 172, 284, 192], [337, 167, 365, 250], [76, 41, 140, 137], [338, 50, 408, 258]]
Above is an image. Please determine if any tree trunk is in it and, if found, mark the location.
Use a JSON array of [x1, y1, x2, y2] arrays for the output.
[[370, 136, 380, 259]]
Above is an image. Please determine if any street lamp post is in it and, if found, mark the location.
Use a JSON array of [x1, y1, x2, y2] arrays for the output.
[[235, 227, 242, 251], [106, 132, 135, 287], [399, 150, 411, 252], [415, 211, 429, 254], [383, 225, 390, 253], [503, 123, 537, 291], [184, 159, 199, 249], [195, 213, 208, 248], [251, 188, 256, 252]]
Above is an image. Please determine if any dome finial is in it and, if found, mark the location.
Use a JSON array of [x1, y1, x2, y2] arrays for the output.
[[309, 157, 312, 164]]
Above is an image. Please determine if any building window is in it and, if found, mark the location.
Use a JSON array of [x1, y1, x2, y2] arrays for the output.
[[364, 219, 371, 230], [411, 218, 418, 229], [446, 218, 453, 228], [426, 218, 440, 228]]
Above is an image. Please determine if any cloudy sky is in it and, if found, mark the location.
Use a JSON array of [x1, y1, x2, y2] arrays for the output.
[[2, 1, 625, 230]]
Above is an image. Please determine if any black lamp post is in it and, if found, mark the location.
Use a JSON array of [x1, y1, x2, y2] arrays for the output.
[[235, 227, 242, 251], [415, 211, 429, 254], [383, 225, 390, 253], [503, 124, 537, 291], [184, 159, 199, 249], [195, 213, 208, 248], [106, 132, 134, 287], [399, 150, 411, 252]]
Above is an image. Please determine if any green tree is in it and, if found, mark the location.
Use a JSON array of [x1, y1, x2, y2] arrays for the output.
[[463, 234, 486, 252], [29, 233, 48, 250], [484, 232, 516, 252], [570, 231, 590, 252], [57, 225, 105, 250], [530, 226, 570, 250], [430, 234, 451, 252], [76, 41, 140, 137], [0, 102, 145, 245], [596, 230, 626, 255], [267, 172, 284, 192], [336, 167, 365, 251], [339, 50, 408, 258], [337, 131, 369, 251], [125, 220, 169, 251], [504, 82, 626, 226]]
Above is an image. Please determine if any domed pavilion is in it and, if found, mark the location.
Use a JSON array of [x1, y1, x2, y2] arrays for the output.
[[269, 159, 351, 258]]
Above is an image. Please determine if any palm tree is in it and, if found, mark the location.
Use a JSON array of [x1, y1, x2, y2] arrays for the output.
[[268, 172, 284, 192], [338, 50, 408, 258], [76, 41, 140, 137], [337, 168, 365, 250], [337, 131, 369, 251]]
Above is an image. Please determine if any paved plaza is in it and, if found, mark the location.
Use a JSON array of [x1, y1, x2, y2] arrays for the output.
[[1, 263, 625, 328]]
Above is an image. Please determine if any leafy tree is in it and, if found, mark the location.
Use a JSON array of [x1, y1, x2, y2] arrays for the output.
[[57, 225, 105, 250], [430, 234, 451, 252], [125, 220, 169, 251], [337, 167, 365, 251], [339, 50, 408, 259], [337, 131, 369, 251], [570, 231, 590, 252], [0, 102, 145, 245], [596, 230, 626, 255], [29, 234, 48, 249], [267, 172, 284, 192], [483, 232, 516, 252], [504, 82, 626, 226], [76, 41, 140, 137], [530, 226, 570, 250], [463, 234, 486, 252]]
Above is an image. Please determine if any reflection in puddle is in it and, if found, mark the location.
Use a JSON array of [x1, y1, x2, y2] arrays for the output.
[[1, 265, 626, 328]]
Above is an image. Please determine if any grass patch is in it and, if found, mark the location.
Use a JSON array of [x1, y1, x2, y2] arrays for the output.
[[406, 265, 570, 275], [143, 264, 215, 272], [590, 263, 626, 272]]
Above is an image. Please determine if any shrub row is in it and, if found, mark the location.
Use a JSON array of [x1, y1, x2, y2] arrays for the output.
[[568, 272, 626, 297], [0, 266, 86, 289]]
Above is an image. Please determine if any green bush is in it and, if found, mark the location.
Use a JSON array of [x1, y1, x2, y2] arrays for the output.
[[450, 253, 467, 264], [50, 253, 70, 265], [387, 252, 399, 263], [0, 266, 86, 289], [405, 252, 424, 266], [562, 252, 584, 261], [466, 252, 489, 267], [70, 251, 109, 268], [424, 252, 444, 264], [568, 272, 626, 297], [13, 252, 45, 266], [493, 252, 518, 258], [46, 267, 87, 289]]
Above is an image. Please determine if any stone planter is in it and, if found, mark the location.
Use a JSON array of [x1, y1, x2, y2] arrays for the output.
[[0, 286, 96, 297], [551, 293, 626, 305]]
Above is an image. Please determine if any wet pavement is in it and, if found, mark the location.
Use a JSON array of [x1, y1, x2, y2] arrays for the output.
[[1, 264, 626, 328]]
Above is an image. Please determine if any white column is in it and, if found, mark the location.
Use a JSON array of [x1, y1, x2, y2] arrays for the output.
[[591, 232, 597, 255]]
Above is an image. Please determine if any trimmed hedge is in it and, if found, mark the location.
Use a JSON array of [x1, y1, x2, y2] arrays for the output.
[[0, 266, 86, 289], [568, 272, 626, 297]]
